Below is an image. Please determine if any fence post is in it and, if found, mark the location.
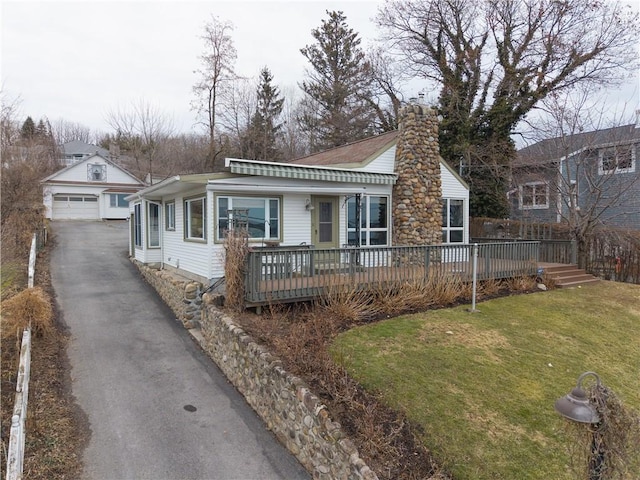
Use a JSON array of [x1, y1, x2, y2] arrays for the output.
[[6, 329, 31, 480], [27, 233, 37, 289], [570, 240, 577, 265], [471, 244, 479, 312]]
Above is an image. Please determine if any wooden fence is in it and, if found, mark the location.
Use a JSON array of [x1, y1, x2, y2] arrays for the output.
[[5, 330, 31, 480], [244, 242, 540, 306]]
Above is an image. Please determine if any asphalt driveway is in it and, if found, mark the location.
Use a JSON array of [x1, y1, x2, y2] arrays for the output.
[[50, 220, 309, 480]]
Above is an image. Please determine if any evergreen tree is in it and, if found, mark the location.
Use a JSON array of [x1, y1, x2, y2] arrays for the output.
[[245, 67, 284, 161], [20, 116, 36, 140], [299, 10, 376, 151]]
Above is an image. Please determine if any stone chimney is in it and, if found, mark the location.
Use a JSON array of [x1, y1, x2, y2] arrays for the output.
[[392, 100, 443, 246]]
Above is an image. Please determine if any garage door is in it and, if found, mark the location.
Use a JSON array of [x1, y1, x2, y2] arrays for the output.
[[52, 195, 99, 219]]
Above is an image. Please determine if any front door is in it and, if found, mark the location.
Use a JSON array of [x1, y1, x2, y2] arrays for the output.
[[311, 196, 339, 248]]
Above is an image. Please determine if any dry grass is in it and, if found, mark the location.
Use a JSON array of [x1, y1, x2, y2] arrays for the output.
[[1, 287, 53, 339], [503, 274, 537, 292], [223, 229, 249, 312], [231, 271, 544, 479], [1, 238, 86, 480]]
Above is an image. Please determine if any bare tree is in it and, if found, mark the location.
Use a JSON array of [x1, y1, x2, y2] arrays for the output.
[[377, 0, 640, 218], [192, 16, 237, 171], [1, 91, 22, 154], [278, 86, 308, 161], [217, 76, 256, 158], [514, 90, 640, 267], [50, 118, 94, 145], [105, 99, 175, 179], [365, 47, 406, 132]]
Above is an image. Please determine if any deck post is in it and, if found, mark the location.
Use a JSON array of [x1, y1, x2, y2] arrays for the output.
[[471, 243, 479, 311], [570, 240, 577, 265]]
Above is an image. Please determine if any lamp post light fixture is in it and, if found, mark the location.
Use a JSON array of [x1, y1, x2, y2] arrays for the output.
[[554, 372, 606, 480]]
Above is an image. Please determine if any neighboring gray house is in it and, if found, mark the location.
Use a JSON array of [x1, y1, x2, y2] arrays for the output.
[[59, 140, 111, 166], [510, 120, 640, 231]]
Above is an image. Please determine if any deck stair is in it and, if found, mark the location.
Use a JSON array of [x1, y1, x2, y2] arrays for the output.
[[539, 263, 599, 288]]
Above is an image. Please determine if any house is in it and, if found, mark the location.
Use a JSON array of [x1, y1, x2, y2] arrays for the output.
[[59, 140, 111, 166], [42, 154, 144, 220], [511, 120, 640, 230], [127, 102, 470, 286]]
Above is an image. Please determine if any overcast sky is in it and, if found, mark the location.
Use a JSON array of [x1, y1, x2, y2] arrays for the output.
[[2, 0, 639, 139], [1, 0, 388, 135]]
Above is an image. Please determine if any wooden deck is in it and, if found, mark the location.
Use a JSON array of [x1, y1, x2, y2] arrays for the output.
[[242, 241, 579, 307]]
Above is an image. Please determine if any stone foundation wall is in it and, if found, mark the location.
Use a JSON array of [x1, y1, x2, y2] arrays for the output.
[[131, 260, 377, 479], [199, 300, 378, 480], [132, 260, 203, 328], [393, 103, 443, 246]]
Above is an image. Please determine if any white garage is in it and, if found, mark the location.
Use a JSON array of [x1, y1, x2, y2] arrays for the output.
[[52, 195, 100, 220], [42, 154, 144, 220]]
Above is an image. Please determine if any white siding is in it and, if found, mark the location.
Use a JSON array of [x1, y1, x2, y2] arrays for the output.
[[441, 163, 468, 198], [102, 193, 132, 219], [51, 155, 140, 185], [161, 189, 212, 280], [441, 163, 470, 244], [44, 184, 104, 219], [354, 145, 396, 174]]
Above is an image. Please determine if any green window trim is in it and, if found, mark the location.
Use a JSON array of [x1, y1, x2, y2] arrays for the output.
[[133, 203, 142, 248], [165, 201, 176, 231], [215, 195, 281, 242], [184, 196, 206, 242], [147, 202, 161, 248]]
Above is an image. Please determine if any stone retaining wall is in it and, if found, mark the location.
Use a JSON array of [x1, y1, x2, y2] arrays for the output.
[[132, 260, 203, 328], [199, 299, 378, 480], [131, 259, 378, 480]]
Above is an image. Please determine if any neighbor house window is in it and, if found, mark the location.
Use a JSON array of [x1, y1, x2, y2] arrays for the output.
[[519, 182, 549, 209], [441, 198, 465, 243], [347, 195, 389, 246], [109, 194, 128, 208], [165, 201, 175, 231], [87, 164, 106, 182], [148, 202, 160, 248], [598, 145, 635, 175], [185, 196, 206, 241], [134, 203, 142, 248], [216, 196, 280, 241]]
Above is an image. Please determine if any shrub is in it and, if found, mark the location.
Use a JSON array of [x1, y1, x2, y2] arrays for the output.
[[222, 229, 249, 312], [1, 287, 53, 339]]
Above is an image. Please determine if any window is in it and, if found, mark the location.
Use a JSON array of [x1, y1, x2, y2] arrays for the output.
[[216, 196, 280, 241], [519, 182, 549, 209], [87, 164, 106, 181], [148, 203, 160, 248], [347, 195, 389, 246], [185, 196, 206, 241], [165, 201, 175, 231], [109, 194, 129, 208], [441, 198, 465, 243], [134, 203, 142, 248], [599, 145, 636, 175]]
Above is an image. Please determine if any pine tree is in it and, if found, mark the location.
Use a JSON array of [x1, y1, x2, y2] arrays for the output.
[[245, 67, 284, 161], [299, 10, 375, 151], [20, 116, 36, 140]]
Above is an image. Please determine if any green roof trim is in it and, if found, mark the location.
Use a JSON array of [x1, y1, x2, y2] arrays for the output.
[[228, 159, 397, 185]]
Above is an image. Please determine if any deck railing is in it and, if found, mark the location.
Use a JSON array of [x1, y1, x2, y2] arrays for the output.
[[244, 242, 540, 306]]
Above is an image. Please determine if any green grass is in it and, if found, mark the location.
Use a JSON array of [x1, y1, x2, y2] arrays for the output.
[[330, 281, 640, 479]]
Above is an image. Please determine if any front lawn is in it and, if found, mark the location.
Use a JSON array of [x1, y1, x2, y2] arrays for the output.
[[331, 281, 640, 479]]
